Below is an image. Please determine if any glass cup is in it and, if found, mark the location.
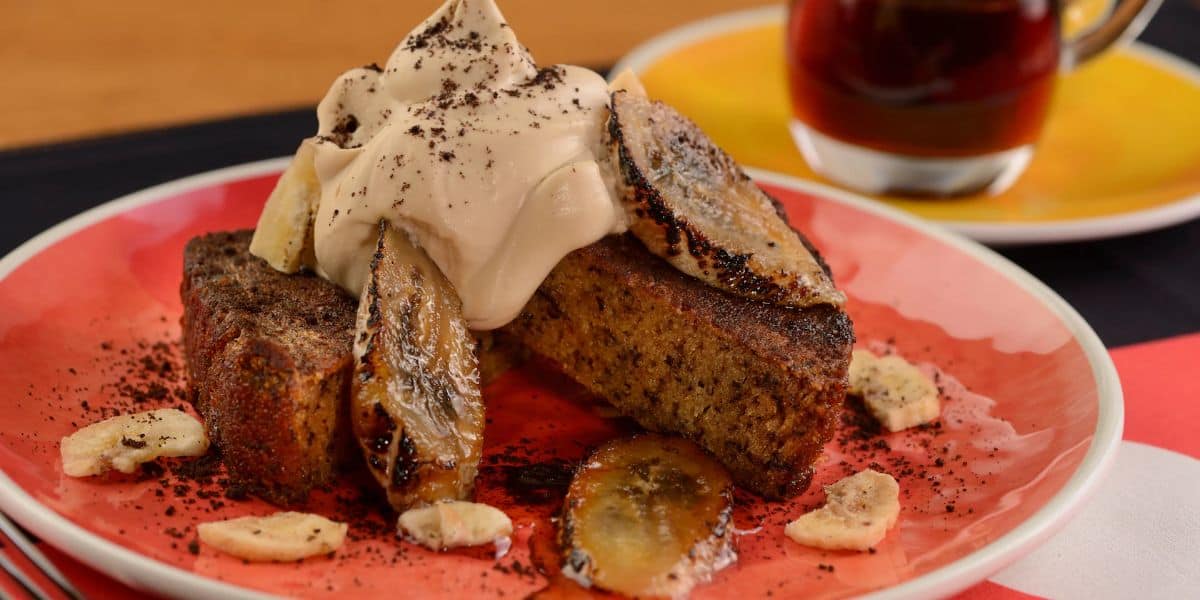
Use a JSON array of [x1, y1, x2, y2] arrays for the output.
[[785, 0, 1162, 197]]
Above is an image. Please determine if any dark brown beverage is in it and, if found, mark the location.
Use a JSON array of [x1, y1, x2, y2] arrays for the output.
[[787, 0, 1061, 158]]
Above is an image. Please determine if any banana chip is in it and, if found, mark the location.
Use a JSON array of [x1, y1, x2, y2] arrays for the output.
[[785, 469, 900, 551], [198, 512, 348, 562], [61, 409, 209, 477]]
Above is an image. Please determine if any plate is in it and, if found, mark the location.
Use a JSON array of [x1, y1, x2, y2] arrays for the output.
[[612, 6, 1200, 244], [0, 159, 1121, 598]]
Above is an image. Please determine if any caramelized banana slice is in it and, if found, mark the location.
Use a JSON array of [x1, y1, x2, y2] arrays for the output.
[[608, 68, 648, 97], [607, 90, 844, 308], [561, 434, 735, 598], [352, 222, 485, 511]]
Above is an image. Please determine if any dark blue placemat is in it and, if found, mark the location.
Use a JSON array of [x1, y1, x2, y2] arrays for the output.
[[1, 1, 1198, 347]]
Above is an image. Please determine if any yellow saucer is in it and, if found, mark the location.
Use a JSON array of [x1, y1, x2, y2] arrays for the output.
[[613, 7, 1200, 243]]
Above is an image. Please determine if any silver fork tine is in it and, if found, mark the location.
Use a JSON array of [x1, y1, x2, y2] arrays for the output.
[[0, 513, 82, 600], [0, 551, 50, 600]]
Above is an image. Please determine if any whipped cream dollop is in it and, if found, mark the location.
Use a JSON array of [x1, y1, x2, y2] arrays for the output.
[[311, 0, 624, 329]]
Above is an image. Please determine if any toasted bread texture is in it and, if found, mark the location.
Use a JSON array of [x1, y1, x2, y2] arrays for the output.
[[501, 235, 853, 498], [182, 229, 851, 501], [181, 231, 357, 506]]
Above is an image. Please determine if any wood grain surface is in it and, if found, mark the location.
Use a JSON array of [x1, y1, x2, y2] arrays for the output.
[[0, 0, 772, 149]]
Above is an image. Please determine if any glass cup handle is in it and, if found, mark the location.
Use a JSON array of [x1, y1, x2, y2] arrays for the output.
[[1062, 0, 1164, 69]]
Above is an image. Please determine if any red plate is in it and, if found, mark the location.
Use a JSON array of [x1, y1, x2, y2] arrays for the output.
[[0, 160, 1121, 599]]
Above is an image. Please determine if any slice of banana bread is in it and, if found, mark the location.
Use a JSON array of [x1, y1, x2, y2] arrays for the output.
[[182, 230, 851, 502], [501, 234, 853, 498], [181, 230, 357, 506]]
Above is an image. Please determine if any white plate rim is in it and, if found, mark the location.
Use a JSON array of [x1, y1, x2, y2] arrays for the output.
[[0, 159, 1123, 600], [750, 168, 1124, 599], [611, 5, 1200, 245]]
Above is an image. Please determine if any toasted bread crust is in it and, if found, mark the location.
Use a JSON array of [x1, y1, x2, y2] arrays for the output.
[[181, 231, 357, 505], [182, 230, 850, 501], [502, 235, 853, 498]]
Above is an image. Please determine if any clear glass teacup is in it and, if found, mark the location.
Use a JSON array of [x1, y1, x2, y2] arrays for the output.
[[785, 0, 1162, 197]]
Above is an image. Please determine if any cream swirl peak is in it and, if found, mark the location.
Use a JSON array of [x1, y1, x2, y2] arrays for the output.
[[309, 0, 623, 330]]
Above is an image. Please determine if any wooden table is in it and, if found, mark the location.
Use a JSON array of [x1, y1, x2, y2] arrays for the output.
[[0, 0, 772, 149]]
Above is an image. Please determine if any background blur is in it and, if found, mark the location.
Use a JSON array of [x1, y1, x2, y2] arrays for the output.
[[2, 0, 1195, 151], [0, 0, 777, 149]]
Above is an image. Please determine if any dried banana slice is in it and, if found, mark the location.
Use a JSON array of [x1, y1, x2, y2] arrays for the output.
[[250, 138, 320, 273], [198, 512, 347, 562], [60, 409, 209, 477], [561, 434, 735, 598], [784, 469, 900, 551], [352, 221, 485, 511], [607, 90, 844, 309], [398, 501, 512, 551], [849, 349, 941, 432]]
